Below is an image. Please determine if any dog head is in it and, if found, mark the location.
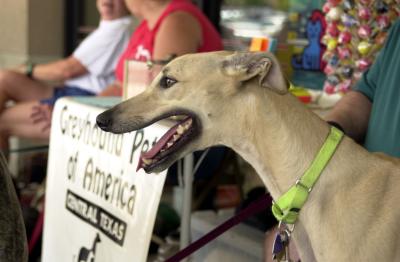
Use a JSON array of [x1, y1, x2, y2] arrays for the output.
[[97, 51, 289, 173]]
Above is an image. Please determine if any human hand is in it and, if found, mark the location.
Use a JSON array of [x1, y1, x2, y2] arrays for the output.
[[98, 83, 122, 96], [30, 103, 54, 133]]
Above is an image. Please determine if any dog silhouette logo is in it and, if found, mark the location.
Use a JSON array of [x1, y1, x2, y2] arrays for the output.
[[77, 233, 101, 262]]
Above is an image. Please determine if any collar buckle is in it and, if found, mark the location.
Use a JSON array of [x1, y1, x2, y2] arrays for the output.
[[295, 179, 312, 193]]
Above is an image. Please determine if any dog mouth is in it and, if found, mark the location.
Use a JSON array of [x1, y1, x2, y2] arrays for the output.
[[138, 113, 200, 173]]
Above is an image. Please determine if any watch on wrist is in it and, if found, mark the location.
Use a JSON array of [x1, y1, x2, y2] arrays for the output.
[[26, 62, 35, 79]]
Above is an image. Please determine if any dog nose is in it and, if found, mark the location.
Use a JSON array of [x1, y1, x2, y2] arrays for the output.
[[96, 112, 113, 131]]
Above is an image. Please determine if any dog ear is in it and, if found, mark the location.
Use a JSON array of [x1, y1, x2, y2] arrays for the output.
[[222, 52, 289, 94]]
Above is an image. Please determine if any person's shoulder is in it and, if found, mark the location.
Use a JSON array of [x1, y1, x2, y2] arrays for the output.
[[154, 10, 202, 57], [74, 17, 133, 55], [382, 19, 400, 51], [98, 16, 133, 31], [160, 11, 201, 39], [392, 19, 400, 29], [390, 19, 400, 35], [86, 16, 132, 41], [163, 11, 199, 27], [113, 16, 133, 28]]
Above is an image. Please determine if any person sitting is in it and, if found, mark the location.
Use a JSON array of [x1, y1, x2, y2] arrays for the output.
[[0, 0, 132, 150], [97, 0, 227, 218], [98, 0, 223, 96]]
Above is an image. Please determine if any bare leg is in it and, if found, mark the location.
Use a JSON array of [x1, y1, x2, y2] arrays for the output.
[[0, 101, 51, 150], [0, 70, 53, 112], [97, 83, 122, 96], [0, 70, 53, 150]]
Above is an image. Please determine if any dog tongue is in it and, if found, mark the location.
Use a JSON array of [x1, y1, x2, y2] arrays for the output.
[[136, 122, 180, 171]]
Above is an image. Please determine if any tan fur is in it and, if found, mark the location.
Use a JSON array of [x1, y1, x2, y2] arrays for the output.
[[97, 51, 400, 261]]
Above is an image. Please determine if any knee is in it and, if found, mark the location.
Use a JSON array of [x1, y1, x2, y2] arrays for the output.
[[0, 70, 12, 90], [0, 69, 8, 82]]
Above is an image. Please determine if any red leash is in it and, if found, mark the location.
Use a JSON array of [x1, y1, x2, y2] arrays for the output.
[[165, 193, 272, 262]]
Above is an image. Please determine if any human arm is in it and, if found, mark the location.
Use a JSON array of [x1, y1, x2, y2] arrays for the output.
[[325, 23, 389, 142], [30, 103, 53, 133], [327, 21, 400, 142], [11, 56, 88, 83], [97, 81, 123, 96], [29, 56, 88, 82], [153, 11, 202, 60], [325, 91, 372, 143]]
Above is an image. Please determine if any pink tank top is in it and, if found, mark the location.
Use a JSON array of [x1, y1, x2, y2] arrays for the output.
[[115, 0, 223, 82]]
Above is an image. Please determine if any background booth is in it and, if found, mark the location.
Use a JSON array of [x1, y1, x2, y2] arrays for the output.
[[0, 0, 398, 261]]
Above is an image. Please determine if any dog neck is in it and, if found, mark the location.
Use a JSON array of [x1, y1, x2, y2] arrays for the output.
[[222, 86, 330, 199], [218, 87, 336, 260], [219, 85, 396, 261]]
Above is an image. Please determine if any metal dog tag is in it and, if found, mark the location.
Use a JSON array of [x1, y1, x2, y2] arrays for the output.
[[272, 233, 284, 255], [272, 230, 293, 262], [272, 232, 287, 261]]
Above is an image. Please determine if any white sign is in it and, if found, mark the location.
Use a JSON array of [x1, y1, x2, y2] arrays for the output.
[[42, 97, 169, 262], [122, 60, 162, 100]]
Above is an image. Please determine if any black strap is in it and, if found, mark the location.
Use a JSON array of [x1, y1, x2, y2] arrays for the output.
[[165, 193, 272, 262], [26, 62, 35, 79]]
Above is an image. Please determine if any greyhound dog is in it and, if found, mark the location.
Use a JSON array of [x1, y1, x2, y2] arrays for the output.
[[0, 152, 28, 262], [97, 51, 400, 261]]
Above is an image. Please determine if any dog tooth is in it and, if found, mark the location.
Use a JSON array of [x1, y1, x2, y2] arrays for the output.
[[167, 142, 173, 148], [173, 134, 180, 141], [142, 158, 153, 165], [186, 119, 193, 127], [177, 125, 185, 134]]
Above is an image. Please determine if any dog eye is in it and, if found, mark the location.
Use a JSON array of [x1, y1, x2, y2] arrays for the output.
[[160, 76, 177, 89]]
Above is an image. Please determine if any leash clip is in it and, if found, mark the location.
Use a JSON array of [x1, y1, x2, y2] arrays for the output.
[[278, 221, 295, 233]]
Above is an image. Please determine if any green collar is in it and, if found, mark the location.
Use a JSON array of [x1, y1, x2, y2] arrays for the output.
[[272, 126, 344, 224]]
